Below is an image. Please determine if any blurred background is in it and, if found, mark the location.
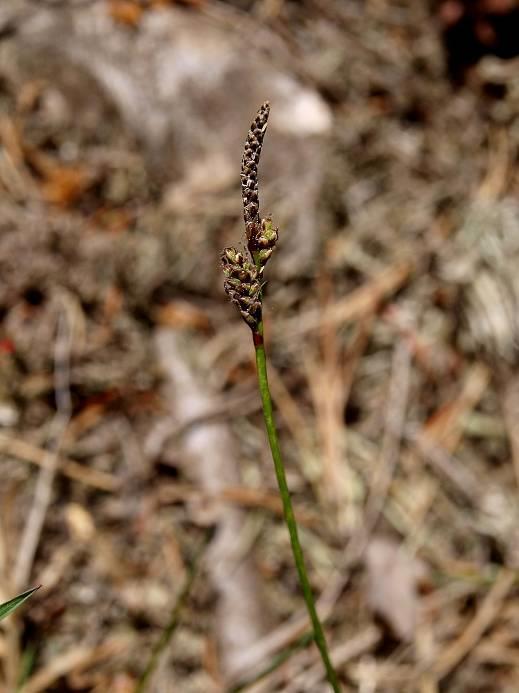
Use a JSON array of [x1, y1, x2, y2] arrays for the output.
[[0, 0, 518, 691]]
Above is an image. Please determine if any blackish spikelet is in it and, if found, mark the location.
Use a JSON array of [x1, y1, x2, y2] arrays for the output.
[[221, 247, 262, 329]]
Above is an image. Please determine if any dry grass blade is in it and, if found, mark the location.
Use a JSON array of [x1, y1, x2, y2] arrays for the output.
[[432, 569, 516, 680], [0, 434, 119, 492], [501, 378, 519, 491], [157, 482, 319, 527], [420, 363, 490, 453], [347, 340, 411, 563], [20, 638, 128, 693], [286, 261, 413, 339], [13, 305, 74, 590]]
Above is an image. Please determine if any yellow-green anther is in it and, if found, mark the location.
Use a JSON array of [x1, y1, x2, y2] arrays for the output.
[[258, 248, 274, 265], [260, 217, 279, 246]]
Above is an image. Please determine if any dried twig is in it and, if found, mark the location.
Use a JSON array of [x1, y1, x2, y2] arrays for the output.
[[13, 303, 74, 589], [20, 637, 127, 693], [346, 340, 411, 563], [0, 434, 118, 492], [433, 569, 515, 680]]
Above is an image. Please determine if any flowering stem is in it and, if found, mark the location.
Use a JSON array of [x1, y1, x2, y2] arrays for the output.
[[222, 101, 342, 689], [253, 324, 341, 693]]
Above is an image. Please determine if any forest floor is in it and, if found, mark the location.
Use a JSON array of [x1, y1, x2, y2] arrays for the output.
[[0, 1, 518, 691]]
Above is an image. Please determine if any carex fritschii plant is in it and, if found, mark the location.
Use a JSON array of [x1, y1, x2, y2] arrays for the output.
[[221, 103, 342, 692]]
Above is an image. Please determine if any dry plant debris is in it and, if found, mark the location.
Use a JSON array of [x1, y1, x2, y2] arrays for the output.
[[0, 0, 518, 691]]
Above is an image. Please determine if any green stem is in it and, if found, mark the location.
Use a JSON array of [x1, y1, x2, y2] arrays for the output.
[[135, 534, 208, 693], [228, 630, 315, 693], [253, 326, 342, 693]]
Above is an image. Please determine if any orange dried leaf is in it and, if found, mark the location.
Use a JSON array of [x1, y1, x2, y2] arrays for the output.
[[40, 165, 92, 207], [26, 149, 94, 207], [108, 0, 143, 27]]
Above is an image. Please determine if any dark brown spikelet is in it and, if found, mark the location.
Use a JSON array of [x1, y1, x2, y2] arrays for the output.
[[221, 247, 262, 330], [241, 101, 270, 249]]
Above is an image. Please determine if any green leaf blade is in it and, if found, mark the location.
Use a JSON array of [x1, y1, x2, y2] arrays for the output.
[[0, 586, 40, 622]]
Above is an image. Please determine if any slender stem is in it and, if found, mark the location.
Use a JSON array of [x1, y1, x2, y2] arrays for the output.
[[228, 630, 315, 693], [135, 534, 208, 693], [253, 326, 342, 693]]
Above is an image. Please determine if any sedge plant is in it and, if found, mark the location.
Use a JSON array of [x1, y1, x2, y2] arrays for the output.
[[221, 103, 341, 692]]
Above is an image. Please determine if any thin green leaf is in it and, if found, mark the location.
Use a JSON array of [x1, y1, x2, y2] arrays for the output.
[[0, 585, 40, 622]]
